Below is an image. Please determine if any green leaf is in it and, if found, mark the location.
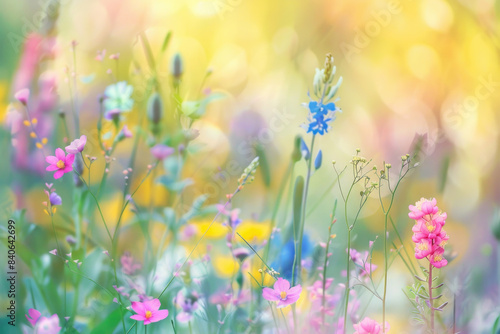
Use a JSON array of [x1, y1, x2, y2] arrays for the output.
[[89, 308, 122, 334]]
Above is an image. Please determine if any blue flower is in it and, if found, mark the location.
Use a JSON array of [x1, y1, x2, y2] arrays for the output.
[[104, 81, 134, 112], [308, 101, 336, 116], [307, 114, 333, 135], [304, 100, 340, 136], [271, 234, 313, 281]]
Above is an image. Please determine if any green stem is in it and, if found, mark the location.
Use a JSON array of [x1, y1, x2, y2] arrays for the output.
[[429, 261, 434, 334], [295, 134, 315, 284]]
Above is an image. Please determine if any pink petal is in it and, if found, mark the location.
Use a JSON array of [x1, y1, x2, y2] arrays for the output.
[[131, 301, 146, 315], [46, 165, 59, 171], [273, 277, 290, 292], [55, 148, 65, 160], [46, 156, 58, 164], [53, 170, 64, 179], [150, 309, 169, 322], [143, 298, 161, 311], [65, 154, 75, 165], [287, 285, 302, 297], [130, 314, 146, 321], [63, 165, 73, 173], [262, 287, 279, 301]]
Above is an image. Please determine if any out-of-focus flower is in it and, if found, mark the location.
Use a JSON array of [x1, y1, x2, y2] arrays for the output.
[[232, 247, 250, 262], [147, 92, 163, 125], [174, 290, 199, 322], [121, 252, 141, 275], [171, 53, 183, 79], [150, 144, 174, 160], [26, 309, 61, 334], [49, 192, 62, 206], [95, 49, 106, 61], [130, 298, 169, 325], [104, 108, 121, 122], [26, 308, 41, 327], [65, 135, 87, 154], [45, 148, 74, 179], [353, 317, 389, 334], [14, 88, 30, 106], [35, 314, 61, 334], [119, 125, 133, 139], [409, 198, 449, 268], [104, 81, 134, 112], [262, 277, 302, 308]]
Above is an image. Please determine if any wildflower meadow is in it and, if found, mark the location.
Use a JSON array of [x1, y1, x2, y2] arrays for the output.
[[1, 0, 500, 333]]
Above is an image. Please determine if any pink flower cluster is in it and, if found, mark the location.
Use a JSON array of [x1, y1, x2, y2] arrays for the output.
[[409, 198, 449, 268]]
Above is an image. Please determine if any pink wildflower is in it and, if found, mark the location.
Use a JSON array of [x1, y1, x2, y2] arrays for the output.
[[408, 198, 449, 269], [130, 298, 169, 325], [26, 309, 61, 334], [26, 308, 41, 326], [65, 135, 87, 154], [262, 277, 302, 308], [14, 88, 30, 106], [150, 144, 175, 160], [36, 314, 61, 334], [46, 148, 74, 179], [353, 317, 389, 334], [121, 252, 142, 275]]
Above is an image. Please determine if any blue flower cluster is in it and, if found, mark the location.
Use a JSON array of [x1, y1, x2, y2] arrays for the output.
[[305, 101, 339, 135]]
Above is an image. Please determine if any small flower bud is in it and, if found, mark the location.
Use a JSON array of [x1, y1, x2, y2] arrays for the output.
[[171, 53, 183, 79], [147, 92, 163, 125]]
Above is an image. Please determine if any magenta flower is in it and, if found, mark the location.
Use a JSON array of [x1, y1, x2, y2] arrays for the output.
[[46, 148, 74, 179], [26, 309, 61, 334], [65, 135, 87, 154], [15, 88, 30, 106], [409, 198, 449, 268], [429, 247, 448, 268], [262, 277, 302, 308], [26, 308, 41, 326], [130, 298, 169, 325], [150, 144, 175, 160], [353, 317, 389, 334]]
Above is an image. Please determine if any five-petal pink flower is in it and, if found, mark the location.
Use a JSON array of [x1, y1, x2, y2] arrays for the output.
[[262, 277, 302, 308], [130, 298, 169, 325], [46, 148, 74, 179]]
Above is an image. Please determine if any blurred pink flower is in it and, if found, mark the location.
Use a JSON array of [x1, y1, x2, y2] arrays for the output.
[[262, 277, 302, 308], [175, 290, 199, 322], [353, 317, 389, 334], [36, 314, 61, 334], [26, 308, 41, 327], [14, 88, 30, 106], [26, 308, 61, 334], [130, 298, 169, 325], [150, 144, 174, 160], [45, 148, 74, 179], [120, 252, 141, 275], [120, 125, 133, 138], [65, 135, 87, 154]]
